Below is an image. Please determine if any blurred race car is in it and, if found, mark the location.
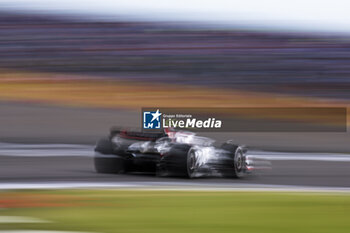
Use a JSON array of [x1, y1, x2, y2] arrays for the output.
[[94, 127, 254, 178]]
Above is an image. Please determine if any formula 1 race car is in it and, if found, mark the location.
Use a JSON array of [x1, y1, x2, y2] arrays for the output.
[[94, 127, 254, 178]]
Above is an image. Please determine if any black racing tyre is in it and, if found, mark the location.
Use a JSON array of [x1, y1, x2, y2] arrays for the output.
[[94, 137, 127, 174], [232, 147, 245, 178], [157, 144, 191, 177], [95, 137, 114, 154], [221, 142, 246, 178]]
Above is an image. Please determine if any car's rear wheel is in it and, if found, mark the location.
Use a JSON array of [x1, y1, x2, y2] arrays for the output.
[[94, 137, 127, 174], [157, 144, 191, 177]]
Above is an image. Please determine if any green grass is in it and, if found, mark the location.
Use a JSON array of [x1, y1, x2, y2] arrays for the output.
[[0, 190, 349, 233]]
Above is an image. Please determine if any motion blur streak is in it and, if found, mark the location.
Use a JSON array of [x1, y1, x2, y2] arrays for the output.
[[0, 143, 94, 157], [0, 216, 50, 223], [1, 11, 350, 101], [0, 3, 349, 233], [0, 231, 96, 233], [1, 142, 350, 162]]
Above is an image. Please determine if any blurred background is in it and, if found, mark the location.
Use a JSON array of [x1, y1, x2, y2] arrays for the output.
[[0, 1, 349, 233], [0, 0, 350, 173], [0, 0, 350, 151]]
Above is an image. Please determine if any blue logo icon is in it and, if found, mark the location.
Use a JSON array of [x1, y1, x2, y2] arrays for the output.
[[143, 109, 162, 129]]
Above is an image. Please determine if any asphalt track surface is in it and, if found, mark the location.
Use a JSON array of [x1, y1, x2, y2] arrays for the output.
[[0, 143, 349, 188], [0, 101, 349, 189], [0, 155, 349, 188]]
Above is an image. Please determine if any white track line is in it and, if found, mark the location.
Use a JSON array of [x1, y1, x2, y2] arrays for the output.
[[0, 216, 50, 223], [0, 149, 93, 157], [0, 182, 138, 190], [0, 143, 93, 157], [0, 143, 92, 149], [0, 182, 349, 193], [0, 231, 96, 233]]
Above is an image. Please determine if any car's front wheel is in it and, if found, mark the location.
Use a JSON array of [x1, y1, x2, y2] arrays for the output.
[[221, 142, 247, 178], [232, 147, 245, 178]]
